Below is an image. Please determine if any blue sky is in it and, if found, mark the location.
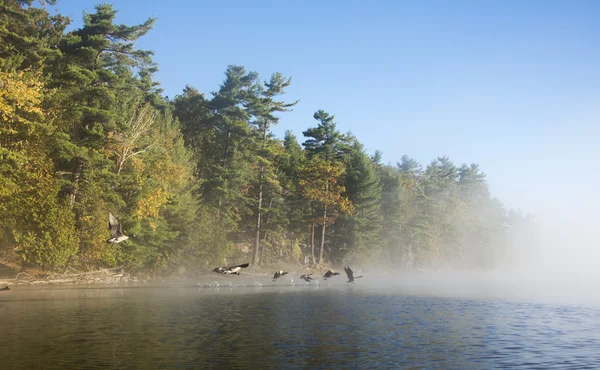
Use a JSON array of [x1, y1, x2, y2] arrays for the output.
[[50, 0, 600, 218]]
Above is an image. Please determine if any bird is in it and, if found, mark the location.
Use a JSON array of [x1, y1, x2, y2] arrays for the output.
[[212, 263, 250, 275], [300, 274, 314, 283], [323, 270, 340, 280], [106, 213, 129, 244], [272, 270, 288, 281], [0, 285, 9, 291], [344, 266, 363, 284]]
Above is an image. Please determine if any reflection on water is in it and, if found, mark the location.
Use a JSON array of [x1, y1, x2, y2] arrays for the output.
[[1, 284, 600, 369]]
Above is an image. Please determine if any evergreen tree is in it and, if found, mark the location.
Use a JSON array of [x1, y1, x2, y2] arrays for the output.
[[200, 65, 258, 230], [44, 4, 157, 261], [247, 72, 298, 265], [334, 139, 382, 263], [278, 131, 308, 262]]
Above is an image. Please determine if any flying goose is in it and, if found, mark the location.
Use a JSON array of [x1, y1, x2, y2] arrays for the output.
[[344, 266, 363, 284], [106, 213, 129, 244], [272, 270, 288, 281], [213, 263, 250, 275], [300, 274, 314, 283], [323, 270, 340, 280]]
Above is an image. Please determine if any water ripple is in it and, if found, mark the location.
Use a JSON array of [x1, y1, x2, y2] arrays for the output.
[[1, 287, 600, 368]]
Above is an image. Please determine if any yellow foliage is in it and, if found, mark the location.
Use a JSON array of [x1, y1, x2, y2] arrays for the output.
[[0, 69, 45, 123], [135, 187, 168, 224], [298, 157, 355, 216]]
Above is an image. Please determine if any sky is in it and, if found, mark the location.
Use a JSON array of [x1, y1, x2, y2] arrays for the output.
[[48, 0, 600, 231]]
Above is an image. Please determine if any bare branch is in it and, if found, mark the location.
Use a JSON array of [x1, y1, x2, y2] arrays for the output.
[[112, 103, 157, 175]]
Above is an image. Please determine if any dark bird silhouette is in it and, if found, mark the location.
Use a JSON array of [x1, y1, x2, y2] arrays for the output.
[[323, 270, 340, 280], [272, 270, 288, 281], [106, 213, 129, 244], [0, 285, 10, 291], [213, 263, 250, 275], [344, 266, 363, 283], [300, 274, 314, 282]]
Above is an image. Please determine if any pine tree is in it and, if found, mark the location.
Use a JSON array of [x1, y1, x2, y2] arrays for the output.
[[201, 65, 257, 230], [42, 4, 157, 261], [335, 139, 382, 262], [247, 73, 298, 265], [301, 110, 354, 264]]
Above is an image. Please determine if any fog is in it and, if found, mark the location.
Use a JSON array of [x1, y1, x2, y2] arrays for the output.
[[399, 206, 600, 306], [412, 122, 600, 306], [327, 184, 600, 306]]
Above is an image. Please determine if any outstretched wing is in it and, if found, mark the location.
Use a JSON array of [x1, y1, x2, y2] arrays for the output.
[[108, 213, 120, 237], [116, 221, 124, 237], [344, 266, 354, 280], [227, 262, 250, 269]]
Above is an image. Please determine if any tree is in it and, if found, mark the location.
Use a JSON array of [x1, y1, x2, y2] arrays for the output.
[[199, 65, 258, 229], [48, 3, 156, 210], [0, 0, 68, 72], [302, 110, 348, 161], [301, 110, 355, 264], [247, 72, 298, 265], [335, 139, 382, 262], [378, 155, 425, 269], [298, 157, 353, 265], [111, 103, 157, 175], [419, 156, 461, 265], [371, 150, 384, 167], [0, 68, 78, 268]]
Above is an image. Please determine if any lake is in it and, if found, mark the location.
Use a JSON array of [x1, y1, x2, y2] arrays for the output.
[[1, 273, 600, 369]]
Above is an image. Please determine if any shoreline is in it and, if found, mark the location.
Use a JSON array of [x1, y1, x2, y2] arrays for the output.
[[0, 262, 336, 289]]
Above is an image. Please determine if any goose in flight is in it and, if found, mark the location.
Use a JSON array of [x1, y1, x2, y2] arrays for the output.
[[213, 263, 250, 275], [272, 270, 288, 281], [300, 274, 314, 283], [106, 213, 129, 244], [323, 270, 340, 280], [344, 266, 363, 284]]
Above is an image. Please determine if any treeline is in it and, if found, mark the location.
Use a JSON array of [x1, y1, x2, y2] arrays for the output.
[[0, 1, 534, 274]]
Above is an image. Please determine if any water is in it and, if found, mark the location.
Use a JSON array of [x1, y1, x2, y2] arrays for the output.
[[1, 279, 600, 369]]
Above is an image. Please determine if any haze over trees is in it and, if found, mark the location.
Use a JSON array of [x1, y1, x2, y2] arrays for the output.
[[0, 1, 535, 274]]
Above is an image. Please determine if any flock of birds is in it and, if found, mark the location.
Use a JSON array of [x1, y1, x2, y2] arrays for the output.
[[0, 214, 364, 292], [212, 262, 364, 285], [107, 212, 365, 286]]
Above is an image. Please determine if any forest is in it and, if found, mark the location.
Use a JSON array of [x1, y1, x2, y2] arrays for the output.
[[0, 1, 537, 276]]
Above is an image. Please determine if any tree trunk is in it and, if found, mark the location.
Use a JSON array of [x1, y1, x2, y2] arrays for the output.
[[318, 181, 330, 265], [258, 195, 273, 265], [253, 177, 263, 266], [319, 206, 327, 265], [217, 122, 231, 214], [306, 224, 311, 263], [69, 160, 83, 209], [258, 232, 265, 265], [311, 223, 316, 265], [253, 125, 269, 266]]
